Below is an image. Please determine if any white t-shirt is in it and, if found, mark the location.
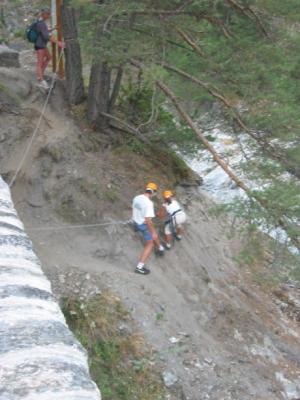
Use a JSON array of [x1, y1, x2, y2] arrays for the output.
[[163, 199, 182, 215], [132, 194, 155, 225]]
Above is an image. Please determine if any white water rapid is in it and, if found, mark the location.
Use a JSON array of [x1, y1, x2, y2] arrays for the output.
[[183, 123, 298, 253]]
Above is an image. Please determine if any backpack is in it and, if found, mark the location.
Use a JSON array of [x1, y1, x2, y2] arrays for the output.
[[26, 21, 39, 43]]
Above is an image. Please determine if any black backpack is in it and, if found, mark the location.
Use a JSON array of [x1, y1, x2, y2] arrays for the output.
[[26, 21, 39, 43]]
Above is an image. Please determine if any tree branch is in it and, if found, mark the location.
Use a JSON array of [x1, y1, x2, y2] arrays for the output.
[[246, 5, 270, 38], [132, 27, 194, 53], [155, 80, 299, 249], [156, 80, 250, 192], [162, 62, 300, 179], [175, 27, 205, 56], [225, 0, 269, 37], [100, 112, 149, 143]]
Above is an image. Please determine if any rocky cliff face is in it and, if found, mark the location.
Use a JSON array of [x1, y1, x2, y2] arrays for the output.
[[0, 177, 101, 400], [0, 0, 40, 45]]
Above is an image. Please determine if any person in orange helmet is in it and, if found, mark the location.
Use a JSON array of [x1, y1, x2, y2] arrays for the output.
[[157, 190, 186, 249], [132, 183, 164, 275]]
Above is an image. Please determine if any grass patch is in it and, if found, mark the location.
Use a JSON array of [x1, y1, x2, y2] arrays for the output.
[[103, 187, 119, 202], [62, 291, 165, 400], [233, 228, 300, 288], [234, 234, 266, 267]]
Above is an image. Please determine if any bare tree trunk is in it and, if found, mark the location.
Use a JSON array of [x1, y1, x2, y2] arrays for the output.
[[87, 61, 111, 130], [108, 66, 123, 113], [61, 5, 85, 105]]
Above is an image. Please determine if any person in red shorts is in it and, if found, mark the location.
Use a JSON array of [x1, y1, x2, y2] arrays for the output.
[[34, 8, 64, 89]]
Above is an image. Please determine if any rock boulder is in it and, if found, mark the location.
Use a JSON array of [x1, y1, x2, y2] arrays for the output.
[[0, 44, 20, 68]]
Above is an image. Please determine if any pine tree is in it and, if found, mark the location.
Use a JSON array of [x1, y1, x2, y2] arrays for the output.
[[66, 0, 300, 251]]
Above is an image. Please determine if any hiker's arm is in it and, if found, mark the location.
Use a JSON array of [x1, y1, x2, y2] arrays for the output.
[[145, 217, 158, 240], [50, 36, 65, 49], [156, 206, 166, 219]]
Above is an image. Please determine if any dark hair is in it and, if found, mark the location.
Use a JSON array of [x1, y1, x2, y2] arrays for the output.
[[145, 189, 154, 194], [41, 8, 50, 14]]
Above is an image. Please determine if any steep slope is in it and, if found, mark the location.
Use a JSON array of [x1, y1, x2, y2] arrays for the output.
[[1, 66, 300, 400]]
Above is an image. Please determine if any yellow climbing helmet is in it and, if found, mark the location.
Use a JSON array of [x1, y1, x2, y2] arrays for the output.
[[163, 190, 173, 199], [146, 182, 158, 192]]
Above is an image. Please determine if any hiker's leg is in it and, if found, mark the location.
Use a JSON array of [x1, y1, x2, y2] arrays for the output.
[[36, 50, 44, 81], [41, 48, 51, 76], [165, 233, 172, 244], [136, 224, 155, 263], [176, 226, 183, 236], [175, 214, 186, 238], [164, 223, 173, 244], [153, 235, 161, 248], [142, 222, 162, 250], [139, 240, 154, 263]]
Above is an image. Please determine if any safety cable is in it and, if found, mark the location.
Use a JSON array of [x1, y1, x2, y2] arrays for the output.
[[26, 219, 132, 232], [9, 50, 65, 188]]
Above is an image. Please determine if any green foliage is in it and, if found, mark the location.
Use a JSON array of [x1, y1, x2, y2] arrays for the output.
[[124, 137, 145, 154], [234, 233, 265, 267], [256, 0, 300, 21], [62, 292, 165, 400], [118, 77, 154, 126], [156, 108, 208, 154], [286, 144, 300, 166]]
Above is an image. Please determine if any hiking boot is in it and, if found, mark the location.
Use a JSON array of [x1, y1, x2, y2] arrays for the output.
[[38, 79, 49, 90], [135, 266, 150, 275], [156, 246, 165, 256]]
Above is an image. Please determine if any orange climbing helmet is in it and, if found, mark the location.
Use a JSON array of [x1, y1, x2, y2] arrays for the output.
[[146, 182, 158, 192], [163, 190, 173, 199]]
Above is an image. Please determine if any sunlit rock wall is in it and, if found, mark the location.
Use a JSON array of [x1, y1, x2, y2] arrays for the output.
[[0, 177, 101, 400]]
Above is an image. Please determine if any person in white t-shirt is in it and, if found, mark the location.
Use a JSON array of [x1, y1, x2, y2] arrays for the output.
[[157, 190, 186, 249], [132, 182, 165, 275]]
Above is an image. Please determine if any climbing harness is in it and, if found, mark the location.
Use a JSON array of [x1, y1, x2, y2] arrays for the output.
[[165, 209, 182, 236], [9, 50, 65, 188]]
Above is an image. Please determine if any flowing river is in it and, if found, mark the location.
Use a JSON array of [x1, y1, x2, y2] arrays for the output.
[[182, 122, 299, 254]]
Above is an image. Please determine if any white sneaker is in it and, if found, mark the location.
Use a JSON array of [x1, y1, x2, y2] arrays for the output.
[[165, 243, 171, 249], [38, 80, 49, 89]]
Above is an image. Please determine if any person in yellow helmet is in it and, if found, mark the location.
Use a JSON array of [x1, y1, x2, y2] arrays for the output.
[[157, 190, 186, 249], [132, 183, 165, 275]]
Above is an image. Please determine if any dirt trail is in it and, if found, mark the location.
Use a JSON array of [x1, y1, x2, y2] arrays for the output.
[[1, 65, 300, 400]]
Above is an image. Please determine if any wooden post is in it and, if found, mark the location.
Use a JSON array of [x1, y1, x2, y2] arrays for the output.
[[56, 0, 64, 79], [52, 42, 57, 73], [51, 0, 57, 73]]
